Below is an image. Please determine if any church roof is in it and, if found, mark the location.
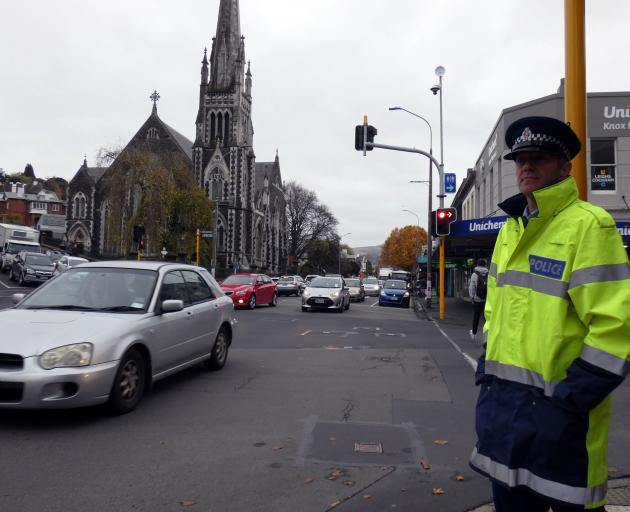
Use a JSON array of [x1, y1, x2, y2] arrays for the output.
[[161, 121, 194, 161], [85, 167, 107, 183]]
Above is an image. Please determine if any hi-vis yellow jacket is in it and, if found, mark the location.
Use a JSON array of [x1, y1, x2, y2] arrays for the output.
[[470, 176, 630, 509]]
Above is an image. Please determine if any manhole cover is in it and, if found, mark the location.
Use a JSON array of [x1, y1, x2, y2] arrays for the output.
[[354, 442, 383, 453]]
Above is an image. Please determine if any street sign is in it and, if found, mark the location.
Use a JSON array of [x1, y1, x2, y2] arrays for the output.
[[200, 230, 214, 239], [444, 173, 457, 193]]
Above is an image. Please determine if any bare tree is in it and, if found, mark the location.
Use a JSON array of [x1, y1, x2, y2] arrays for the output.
[[285, 181, 338, 265]]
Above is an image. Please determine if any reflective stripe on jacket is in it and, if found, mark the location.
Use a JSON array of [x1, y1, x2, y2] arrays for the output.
[[470, 176, 630, 509]]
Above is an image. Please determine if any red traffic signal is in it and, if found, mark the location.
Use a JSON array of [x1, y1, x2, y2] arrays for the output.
[[433, 207, 457, 236]]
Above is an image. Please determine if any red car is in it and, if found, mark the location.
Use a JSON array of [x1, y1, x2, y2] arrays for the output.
[[220, 273, 278, 309]]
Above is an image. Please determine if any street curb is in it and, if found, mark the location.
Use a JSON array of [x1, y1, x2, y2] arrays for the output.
[[466, 477, 630, 511], [412, 296, 432, 321]]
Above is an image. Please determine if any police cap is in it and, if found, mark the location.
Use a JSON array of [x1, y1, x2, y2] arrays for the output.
[[503, 116, 581, 161]]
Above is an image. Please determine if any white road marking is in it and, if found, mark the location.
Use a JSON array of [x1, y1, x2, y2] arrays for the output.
[[432, 320, 477, 370], [300, 330, 312, 336], [369, 301, 379, 307]]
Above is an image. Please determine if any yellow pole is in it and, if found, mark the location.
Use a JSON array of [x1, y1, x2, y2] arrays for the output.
[[137, 248, 141, 261], [439, 236, 445, 320], [564, 0, 587, 200], [196, 228, 200, 267]]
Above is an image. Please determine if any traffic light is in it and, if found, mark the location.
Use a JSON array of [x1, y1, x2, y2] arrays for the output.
[[433, 208, 458, 236], [354, 124, 377, 152]]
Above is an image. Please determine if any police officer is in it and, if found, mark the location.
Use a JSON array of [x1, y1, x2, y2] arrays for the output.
[[470, 116, 630, 511]]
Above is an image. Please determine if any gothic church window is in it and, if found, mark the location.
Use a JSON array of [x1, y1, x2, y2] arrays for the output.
[[147, 127, 160, 140], [73, 193, 87, 219]]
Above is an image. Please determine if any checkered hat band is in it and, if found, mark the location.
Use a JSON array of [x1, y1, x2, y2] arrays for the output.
[[514, 132, 570, 159]]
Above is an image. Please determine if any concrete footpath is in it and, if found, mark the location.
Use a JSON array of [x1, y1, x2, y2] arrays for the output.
[[416, 296, 630, 511]]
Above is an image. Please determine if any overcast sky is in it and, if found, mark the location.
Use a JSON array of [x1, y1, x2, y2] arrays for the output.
[[2, 1, 630, 247]]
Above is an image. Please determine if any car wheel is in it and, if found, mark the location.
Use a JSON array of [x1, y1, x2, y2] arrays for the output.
[[269, 293, 278, 307], [18, 272, 25, 286], [337, 304, 344, 313], [204, 328, 229, 371], [107, 349, 146, 414], [301, 306, 308, 312], [345, 299, 350, 310], [248, 294, 256, 309], [378, 302, 383, 307]]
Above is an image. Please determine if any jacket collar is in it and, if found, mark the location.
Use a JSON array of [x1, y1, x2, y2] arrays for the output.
[[498, 176, 578, 219]]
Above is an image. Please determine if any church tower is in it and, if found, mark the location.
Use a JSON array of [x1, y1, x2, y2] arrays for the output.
[[193, 0, 255, 273]]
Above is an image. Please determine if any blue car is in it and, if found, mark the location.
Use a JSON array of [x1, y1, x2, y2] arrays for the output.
[[378, 279, 411, 308]]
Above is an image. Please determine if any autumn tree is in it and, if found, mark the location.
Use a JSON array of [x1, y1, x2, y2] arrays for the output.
[[285, 181, 338, 270], [100, 146, 213, 262], [380, 225, 427, 270]]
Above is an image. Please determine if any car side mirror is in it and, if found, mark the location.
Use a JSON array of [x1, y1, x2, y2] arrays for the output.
[[161, 299, 184, 313]]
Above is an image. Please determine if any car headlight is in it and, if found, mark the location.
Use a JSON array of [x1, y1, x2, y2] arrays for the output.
[[404, 292, 410, 297], [302, 291, 310, 297], [330, 291, 340, 298], [26, 268, 35, 274], [235, 290, 247, 296], [40, 343, 93, 370], [380, 291, 386, 296]]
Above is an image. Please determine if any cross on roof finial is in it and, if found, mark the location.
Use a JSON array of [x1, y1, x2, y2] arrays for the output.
[[150, 90, 160, 115]]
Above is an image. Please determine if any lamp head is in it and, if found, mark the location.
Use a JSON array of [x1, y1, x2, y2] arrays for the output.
[[435, 65, 446, 77], [430, 85, 440, 95]]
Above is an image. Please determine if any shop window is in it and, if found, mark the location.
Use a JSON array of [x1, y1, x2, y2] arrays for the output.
[[590, 139, 616, 194]]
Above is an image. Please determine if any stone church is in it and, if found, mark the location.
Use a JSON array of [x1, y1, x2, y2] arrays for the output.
[[66, 0, 287, 275]]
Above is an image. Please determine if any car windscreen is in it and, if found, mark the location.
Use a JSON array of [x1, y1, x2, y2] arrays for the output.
[[310, 277, 341, 288], [384, 280, 407, 290], [25, 255, 53, 266], [222, 275, 255, 285], [18, 267, 158, 313], [364, 278, 378, 284], [345, 279, 360, 286], [7, 243, 39, 254], [69, 258, 87, 267], [391, 272, 409, 281], [278, 277, 294, 283]]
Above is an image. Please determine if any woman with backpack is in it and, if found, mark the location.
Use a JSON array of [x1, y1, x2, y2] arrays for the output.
[[469, 258, 489, 341]]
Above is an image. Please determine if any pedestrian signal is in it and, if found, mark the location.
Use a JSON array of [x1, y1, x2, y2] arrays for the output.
[[354, 124, 377, 152], [433, 208, 457, 236]]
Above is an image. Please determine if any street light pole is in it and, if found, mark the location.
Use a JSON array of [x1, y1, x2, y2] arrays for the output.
[[434, 65, 446, 320], [389, 106, 434, 307]]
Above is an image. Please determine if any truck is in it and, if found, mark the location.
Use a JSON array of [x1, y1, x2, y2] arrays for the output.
[[0, 223, 42, 271], [378, 267, 393, 280]]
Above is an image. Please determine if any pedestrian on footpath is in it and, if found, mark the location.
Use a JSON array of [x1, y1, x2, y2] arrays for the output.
[[468, 258, 488, 341], [469, 116, 630, 511]]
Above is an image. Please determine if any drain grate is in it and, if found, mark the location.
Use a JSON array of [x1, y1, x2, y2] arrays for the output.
[[354, 442, 383, 454]]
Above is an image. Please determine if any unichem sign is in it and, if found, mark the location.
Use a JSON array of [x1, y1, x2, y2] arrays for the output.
[[450, 216, 509, 237], [450, 217, 630, 240]]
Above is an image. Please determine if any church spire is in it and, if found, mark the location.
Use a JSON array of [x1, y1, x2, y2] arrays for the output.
[[201, 47, 208, 85], [209, 0, 242, 90]]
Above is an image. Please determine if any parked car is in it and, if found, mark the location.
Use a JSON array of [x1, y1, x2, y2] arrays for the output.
[[220, 273, 277, 309], [0, 261, 236, 413], [345, 278, 365, 302], [271, 277, 280, 283], [9, 251, 55, 286], [378, 279, 411, 308], [46, 250, 66, 264], [276, 275, 303, 296], [54, 255, 88, 275], [301, 276, 350, 313], [363, 276, 381, 297]]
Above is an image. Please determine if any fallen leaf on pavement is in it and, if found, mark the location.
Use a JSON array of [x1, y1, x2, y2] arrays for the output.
[[432, 488, 445, 495], [303, 477, 315, 484], [329, 437, 336, 442], [329, 500, 341, 508], [272, 445, 284, 451], [433, 440, 449, 446], [179, 499, 196, 506], [420, 458, 431, 470], [608, 467, 619, 473], [342, 480, 355, 487], [455, 475, 465, 481], [363, 495, 373, 500]]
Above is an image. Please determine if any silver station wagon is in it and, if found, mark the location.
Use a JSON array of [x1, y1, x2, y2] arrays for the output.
[[0, 261, 236, 413]]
